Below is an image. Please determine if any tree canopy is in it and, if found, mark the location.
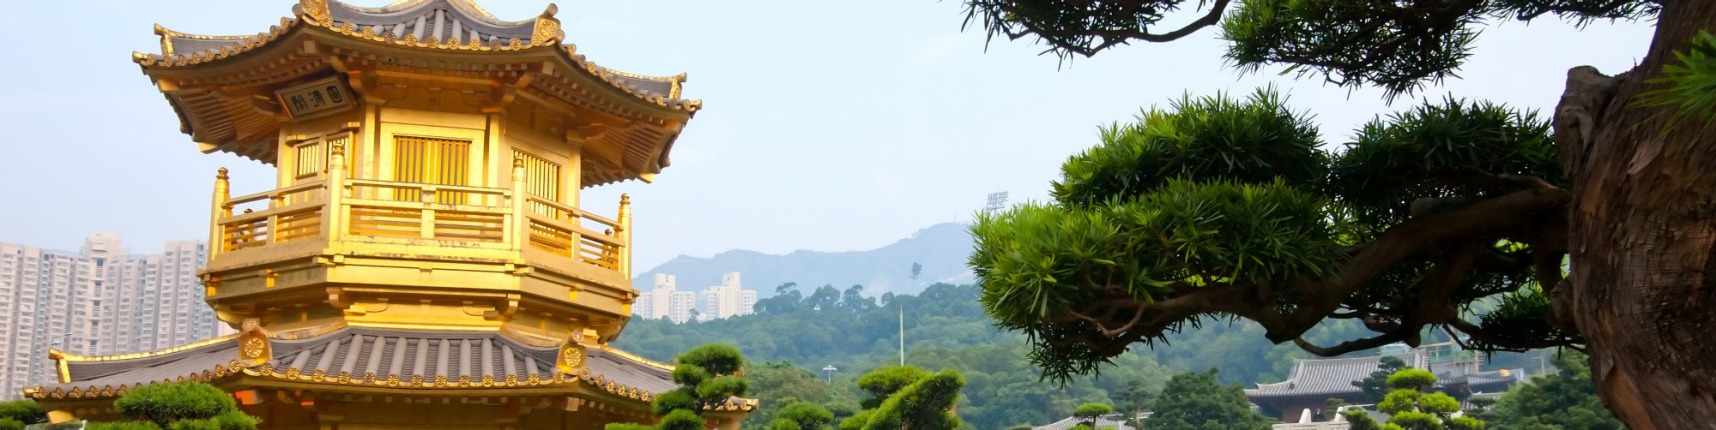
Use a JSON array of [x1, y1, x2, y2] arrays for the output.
[[839, 366, 965, 430], [956, 0, 1716, 427], [1343, 368, 1484, 430], [960, 0, 1660, 97], [1482, 351, 1623, 430], [1145, 369, 1271, 430], [971, 88, 1573, 380], [607, 344, 751, 430], [82, 382, 259, 430]]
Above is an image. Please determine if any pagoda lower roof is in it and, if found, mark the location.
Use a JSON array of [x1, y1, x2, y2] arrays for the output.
[[24, 327, 753, 412]]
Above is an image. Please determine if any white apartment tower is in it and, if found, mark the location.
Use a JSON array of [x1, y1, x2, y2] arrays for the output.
[[0, 235, 225, 400], [632, 273, 700, 324], [697, 272, 755, 320]]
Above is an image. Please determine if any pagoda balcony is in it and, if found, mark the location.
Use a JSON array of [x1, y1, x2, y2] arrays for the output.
[[197, 152, 637, 333], [207, 176, 629, 274]]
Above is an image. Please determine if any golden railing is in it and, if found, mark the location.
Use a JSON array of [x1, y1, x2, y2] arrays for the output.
[[205, 144, 631, 276]]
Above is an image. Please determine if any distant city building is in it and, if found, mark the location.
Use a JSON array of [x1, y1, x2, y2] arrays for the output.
[[0, 234, 230, 400], [632, 273, 701, 323], [697, 272, 755, 321], [632, 271, 757, 323]]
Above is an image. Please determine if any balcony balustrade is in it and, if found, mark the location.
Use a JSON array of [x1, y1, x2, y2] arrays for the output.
[[204, 144, 630, 279]]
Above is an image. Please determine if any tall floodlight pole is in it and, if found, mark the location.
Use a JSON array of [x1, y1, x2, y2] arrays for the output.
[[983, 192, 1009, 216], [899, 303, 906, 366], [823, 365, 838, 383]]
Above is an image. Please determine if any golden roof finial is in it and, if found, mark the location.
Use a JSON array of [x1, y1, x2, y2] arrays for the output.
[[620, 194, 630, 205], [216, 167, 229, 180], [295, 0, 333, 25]]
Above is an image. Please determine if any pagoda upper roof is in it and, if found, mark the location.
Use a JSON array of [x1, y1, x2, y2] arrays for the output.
[[24, 326, 755, 412], [139, 0, 692, 105]]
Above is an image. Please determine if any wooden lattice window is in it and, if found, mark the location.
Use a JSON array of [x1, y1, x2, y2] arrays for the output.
[[514, 150, 562, 216], [393, 136, 470, 204], [293, 141, 324, 179]]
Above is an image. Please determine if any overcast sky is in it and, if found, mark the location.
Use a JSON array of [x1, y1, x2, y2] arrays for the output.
[[0, 1, 1656, 271]]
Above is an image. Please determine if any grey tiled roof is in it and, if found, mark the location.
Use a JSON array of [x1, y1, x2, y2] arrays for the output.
[[1247, 355, 1402, 399], [1246, 351, 1527, 400], [1033, 414, 1136, 430], [32, 327, 681, 399], [325, 0, 539, 47]]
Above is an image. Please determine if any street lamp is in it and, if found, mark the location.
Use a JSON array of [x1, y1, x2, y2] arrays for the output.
[[822, 365, 837, 384]]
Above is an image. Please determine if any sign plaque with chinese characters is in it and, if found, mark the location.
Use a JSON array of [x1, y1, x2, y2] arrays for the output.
[[275, 77, 355, 119]]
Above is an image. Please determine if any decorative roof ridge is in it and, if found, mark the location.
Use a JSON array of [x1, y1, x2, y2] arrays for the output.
[[328, 0, 541, 28], [50, 334, 239, 364], [25, 359, 252, 400], [568, 49, 701, 111], [597, 344, 676, 372], [133, 17, 297, 67]]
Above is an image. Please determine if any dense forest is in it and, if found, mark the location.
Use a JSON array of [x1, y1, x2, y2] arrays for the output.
[[613, 283, 1549, 429]]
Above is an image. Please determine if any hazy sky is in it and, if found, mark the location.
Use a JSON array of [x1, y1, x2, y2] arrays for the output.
[[0, 0, 1656, 272]]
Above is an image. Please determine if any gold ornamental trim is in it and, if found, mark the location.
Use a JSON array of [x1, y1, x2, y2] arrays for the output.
[[52, 334, 239, 363]]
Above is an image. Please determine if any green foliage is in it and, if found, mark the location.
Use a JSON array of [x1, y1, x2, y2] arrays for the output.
[[1353, 368, 1485, 430], [86, 422, 164, 430], [657, 409, 705, 430], [1637, 30, 1716, 131], [964, 0, 1656, 96], [973, 178, 1339, 380], [968, 84, 1576, 382], [1145, 369, 1271, 430], [856, 366, 930, 409], [618, 282, 1423, 429], [1473, 283, 1580, 351], [618, 344, 751, 430], [163, 412, 259, 430], [837, 410, 874, 430], [1073, 402, 1112, 422], [0, 418, 22, 430], [1485, 350, 1623, 430], [1329, 98, 1560, 235], [767, 402, 835, 430], [111, 382, 244, 429], [859, 369, 964, 430], [1355, 356, 1408, 403], [1385, 369, 1438, 391], [651, 390, 697, 417], [679, 344, 746, 378], [740, 361, 844, 430], [1053, 88, 1326, 207], [0, 400, 45, 425]]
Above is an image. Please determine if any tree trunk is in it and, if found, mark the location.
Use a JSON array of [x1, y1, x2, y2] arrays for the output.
[[1557, 1, 1716, 428]]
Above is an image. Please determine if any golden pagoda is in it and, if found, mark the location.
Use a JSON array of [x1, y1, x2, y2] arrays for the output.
[[22, 0, 754, 428]]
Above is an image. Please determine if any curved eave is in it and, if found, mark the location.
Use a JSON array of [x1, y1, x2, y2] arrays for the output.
[[134, 14, 701, 114], [26, 363, 755, 413]]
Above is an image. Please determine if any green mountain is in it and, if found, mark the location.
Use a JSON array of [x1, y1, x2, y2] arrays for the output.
[[630, 222, 976, 297]]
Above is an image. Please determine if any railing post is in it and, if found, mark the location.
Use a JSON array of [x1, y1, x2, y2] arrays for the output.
[[510, 155, 528, 253], [323, 141, 347, 241], [209, 168, 230, 260], [617, 194, 631, 278]]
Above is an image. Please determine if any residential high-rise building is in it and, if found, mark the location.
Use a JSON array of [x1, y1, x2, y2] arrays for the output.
[[631, 273, 702, 324], [0, 235, 226, 399], [697, 272, 755, 320]]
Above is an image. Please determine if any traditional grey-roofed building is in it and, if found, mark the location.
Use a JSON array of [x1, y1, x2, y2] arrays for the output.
[[1245, 343, 1527, 421], [1032, 413, 1138, 430]]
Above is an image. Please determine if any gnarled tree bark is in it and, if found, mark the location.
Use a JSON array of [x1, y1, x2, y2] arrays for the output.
[[1556, 0, 1716, 427]]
